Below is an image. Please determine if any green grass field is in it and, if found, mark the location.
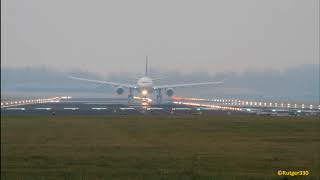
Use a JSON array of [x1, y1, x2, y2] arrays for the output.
[[1, 115, 320, 179]]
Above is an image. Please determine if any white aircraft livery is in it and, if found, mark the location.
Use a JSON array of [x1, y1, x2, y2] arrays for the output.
[[69, 57, 223, 103]]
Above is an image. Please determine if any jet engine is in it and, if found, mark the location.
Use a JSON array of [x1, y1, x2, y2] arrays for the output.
[[166, 88, 174, 97], [116, 87, 124, 95]]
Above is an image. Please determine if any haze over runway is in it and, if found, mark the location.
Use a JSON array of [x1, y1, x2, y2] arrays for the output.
[[1, 0, 319, 75]]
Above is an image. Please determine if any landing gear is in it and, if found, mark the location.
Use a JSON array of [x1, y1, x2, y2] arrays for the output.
[[156, 94, 162, 104], [128, 88, 134, 104], [156, 89, 162, 104], [128, 94, 133, 104]]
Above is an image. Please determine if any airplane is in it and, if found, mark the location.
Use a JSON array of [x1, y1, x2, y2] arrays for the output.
[[69, 57, 224, 104]]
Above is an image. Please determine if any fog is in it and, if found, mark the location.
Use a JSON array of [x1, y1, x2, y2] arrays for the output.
[[1, 0, 319, 102], [1, 64, 318, 102], [2, 0, 319, 75]]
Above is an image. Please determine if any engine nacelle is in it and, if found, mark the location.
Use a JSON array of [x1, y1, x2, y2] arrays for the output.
[[116, 87, 124, 95], [166, 88, 174, 97]]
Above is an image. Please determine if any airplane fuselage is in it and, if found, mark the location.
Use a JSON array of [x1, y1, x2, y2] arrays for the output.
[[136, 76, 154, 96]]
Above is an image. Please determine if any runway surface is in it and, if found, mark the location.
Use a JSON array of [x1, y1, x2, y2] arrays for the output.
[[1, 97, 319, 116], [0, 98, 237, 115]]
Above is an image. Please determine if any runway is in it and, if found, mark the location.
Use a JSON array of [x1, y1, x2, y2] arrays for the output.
[[1, 97, 319, 116], [1, 98, 188, 115]]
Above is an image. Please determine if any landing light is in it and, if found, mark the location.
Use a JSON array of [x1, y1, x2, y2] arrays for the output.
[[142, 90, 148, 96], [141, 102, 148, 106]]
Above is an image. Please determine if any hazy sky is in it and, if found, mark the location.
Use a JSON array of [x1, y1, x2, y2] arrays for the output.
[[1, 0, 319, 75]]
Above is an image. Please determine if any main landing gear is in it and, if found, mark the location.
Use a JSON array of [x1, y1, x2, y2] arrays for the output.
[[128, 88, 134, 104], [156, 89, 162, 104]]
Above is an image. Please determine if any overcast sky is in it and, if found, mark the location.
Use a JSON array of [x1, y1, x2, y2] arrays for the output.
[[1, 0, 319, 75]]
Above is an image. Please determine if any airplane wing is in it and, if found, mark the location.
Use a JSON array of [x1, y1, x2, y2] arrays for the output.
[[68, 76, 137, 89], [153, 81, 224, 90]]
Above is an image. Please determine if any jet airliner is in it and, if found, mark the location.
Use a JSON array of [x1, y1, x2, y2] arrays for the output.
[[69, 57, 223, 103]]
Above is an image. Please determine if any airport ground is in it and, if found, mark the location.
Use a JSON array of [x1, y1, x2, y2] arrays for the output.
[[2, 97, 319, 116], [1, 114, 320, 180]]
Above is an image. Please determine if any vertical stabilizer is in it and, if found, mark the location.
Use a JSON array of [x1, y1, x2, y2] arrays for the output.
[[145, 56, 148, 76]]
